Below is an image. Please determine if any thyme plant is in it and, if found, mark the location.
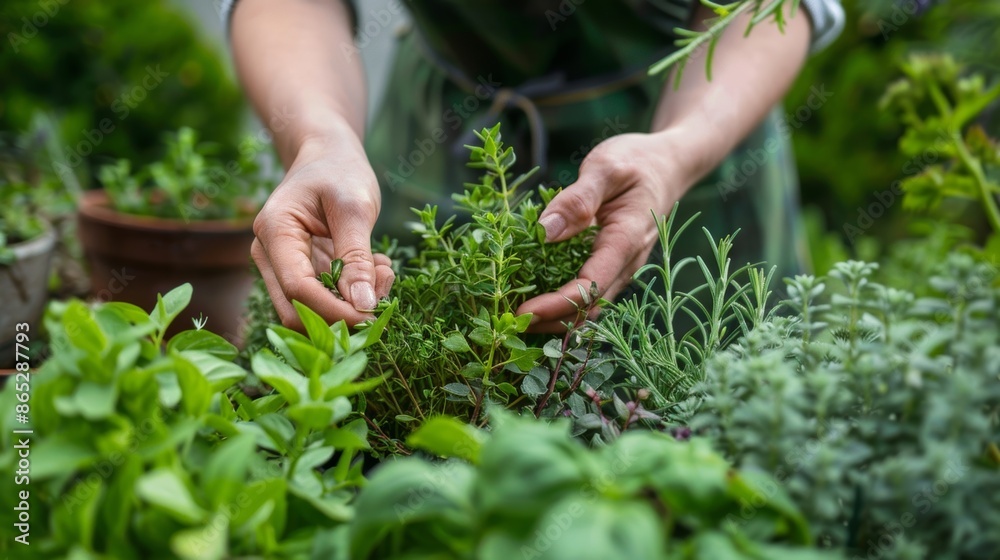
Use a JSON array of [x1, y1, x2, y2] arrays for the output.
[[361, 125, 595, 448]]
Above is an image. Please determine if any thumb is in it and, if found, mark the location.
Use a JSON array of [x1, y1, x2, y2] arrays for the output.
[[537, 177, 601, 243], [327, 201, 379, 313], [336, 240, 378, 312]]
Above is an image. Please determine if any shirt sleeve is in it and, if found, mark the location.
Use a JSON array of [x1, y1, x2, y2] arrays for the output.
[[799, 0, 845, 53]]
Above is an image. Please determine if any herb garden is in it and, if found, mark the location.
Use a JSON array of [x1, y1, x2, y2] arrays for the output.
[[1, 1, 999, 559]]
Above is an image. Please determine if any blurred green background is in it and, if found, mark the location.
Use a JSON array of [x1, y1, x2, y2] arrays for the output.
[[1, 0, 998, 270], [785, 0, 1000, 268]]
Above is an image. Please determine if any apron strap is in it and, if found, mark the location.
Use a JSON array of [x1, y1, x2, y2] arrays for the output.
[[411, 30, 673, 178]]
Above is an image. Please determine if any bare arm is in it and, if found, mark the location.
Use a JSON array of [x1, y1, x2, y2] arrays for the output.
[[231, 0, 366, 163], [651, 4, 812, 182], [231, 0, 393, 329], [521, 5, 812, 332]]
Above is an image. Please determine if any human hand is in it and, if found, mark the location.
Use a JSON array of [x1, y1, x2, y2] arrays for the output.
[[516, 132, 694, 333], [251, 137, 395, 329]]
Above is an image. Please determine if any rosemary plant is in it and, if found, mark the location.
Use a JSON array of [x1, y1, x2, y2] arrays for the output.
[[649, 0, 806, 84], [590, 207, 776, 413]]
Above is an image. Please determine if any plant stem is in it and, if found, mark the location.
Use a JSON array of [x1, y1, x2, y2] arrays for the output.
[[952, 130, 1000, 234], [535, 326, 575, 416], [648, 0, 757, 76]]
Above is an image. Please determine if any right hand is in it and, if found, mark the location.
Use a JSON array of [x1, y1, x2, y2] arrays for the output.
[[251, 137, 395, 330]]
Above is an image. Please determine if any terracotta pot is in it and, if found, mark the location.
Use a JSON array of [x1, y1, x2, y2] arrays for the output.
[[0, 225, 56, 368], [77, 190, 256, 345]]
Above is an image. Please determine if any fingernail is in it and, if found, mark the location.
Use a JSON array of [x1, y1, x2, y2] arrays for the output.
[[538, 214, 566, 242], [350, 282, 377, 312]]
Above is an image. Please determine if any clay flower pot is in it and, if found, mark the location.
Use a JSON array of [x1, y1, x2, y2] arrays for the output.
[[0, 225, 56, 367], [77, 190, 256, 345]]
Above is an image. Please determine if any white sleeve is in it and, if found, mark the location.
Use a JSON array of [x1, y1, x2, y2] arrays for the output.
[[219, 0, 237, 27], [800, 0, 845, 53]]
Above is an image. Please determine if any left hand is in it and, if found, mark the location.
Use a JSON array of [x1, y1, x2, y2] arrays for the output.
[[517, 131, 694, 333]]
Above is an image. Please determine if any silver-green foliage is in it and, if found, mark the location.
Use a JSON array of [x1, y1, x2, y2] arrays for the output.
[[690, 254, 1000, 558], [592, 209, 775, 413]]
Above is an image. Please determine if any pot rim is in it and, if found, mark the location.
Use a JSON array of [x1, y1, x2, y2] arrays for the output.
[[4, 220, 56, 261], [77, 190, 256, 234]]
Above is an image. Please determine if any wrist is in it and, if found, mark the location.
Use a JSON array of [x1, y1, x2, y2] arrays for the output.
[[283, 108, 366, 167], [646, 127, 713, 189]]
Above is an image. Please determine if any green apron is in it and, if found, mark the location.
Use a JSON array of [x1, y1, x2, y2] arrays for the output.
[[366, 0, 806, 296]]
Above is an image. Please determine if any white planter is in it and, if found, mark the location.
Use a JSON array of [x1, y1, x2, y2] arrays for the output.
[[0, 225, 55, 367]]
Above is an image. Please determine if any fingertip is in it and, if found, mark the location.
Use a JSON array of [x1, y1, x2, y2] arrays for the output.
[[538, 213, 567, 242], [349, 282, 378, 312], [374, 264, 395, 299]]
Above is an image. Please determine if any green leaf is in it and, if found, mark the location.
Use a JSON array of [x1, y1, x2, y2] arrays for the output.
[[324, 374, 385, 400], [500, 335, 527, 351], [469, 326, 494, 347], [102, 454, 143, 541], [265, 326, 311, 370], [229, 477, 287, 531], [288, 481, 354, 521], [248, 413, 295, 454], [363, 299, 397, 347], [101, 301, 152, 326], [74, 380, 118, 420], [521, 370, 548, 396], [180, 351, 247, 392], [135, 468, 207, 524], [52, 476, 103, 550], [30, 433, 98, 479], [349, 459, 476, 559], [534, 499, 666, 560], [285, 338, 333, 381], [151, 283, 194, 333], [63, 300, 107, 356], [509, 347, 543, 372], [407, 416, 485, 463], [442, 383, 472, 398], [325, 418, 371, 451], [173, 354, 212, 417], [171, 514, 227, 560], [460, 362, 488, 378], [287, 397, 352, 429], [542, 339, 563, 359], [167, 330, 238, 361], [319, 351, 368, 389], [252, 350, 307, 405], [201, 432, 257, 509], [513, 312, 532, 332], [443, 331, 473, 353], [497, 382, 518, 396], [293, 300, 335, 355]]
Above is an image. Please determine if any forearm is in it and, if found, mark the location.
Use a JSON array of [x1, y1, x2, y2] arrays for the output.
[[650, 4, 812, 184], [230, 0, 367, 166]]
